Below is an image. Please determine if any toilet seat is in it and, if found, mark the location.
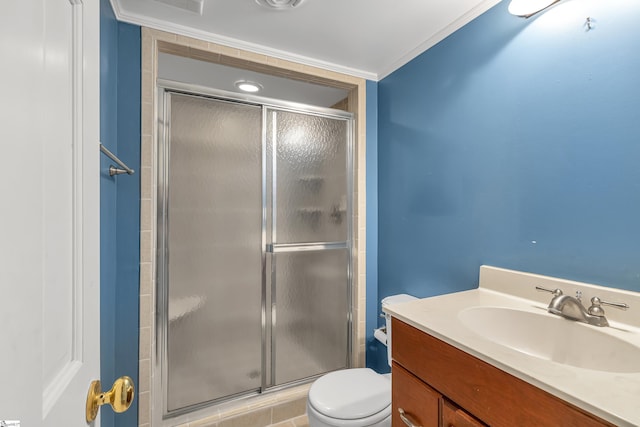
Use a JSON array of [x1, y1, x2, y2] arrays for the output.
[[308, 368, 391, 426]]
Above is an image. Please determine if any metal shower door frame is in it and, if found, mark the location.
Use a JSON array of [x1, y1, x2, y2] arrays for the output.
[[263, 106, 354, 390], [156, 80, 354, 419]]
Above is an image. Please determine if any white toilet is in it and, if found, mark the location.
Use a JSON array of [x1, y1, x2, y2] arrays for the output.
[[307, 294, 417, 427]]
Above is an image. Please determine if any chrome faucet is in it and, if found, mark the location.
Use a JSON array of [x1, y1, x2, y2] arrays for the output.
[[536, 286, 629, 327]]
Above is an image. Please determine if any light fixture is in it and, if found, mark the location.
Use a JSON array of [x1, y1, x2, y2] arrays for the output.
[[508, 0, 561, 18], [235, 80, 263, 93], [255, 0, 305, 10]]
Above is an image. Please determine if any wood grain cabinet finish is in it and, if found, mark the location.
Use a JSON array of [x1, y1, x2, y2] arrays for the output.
[[442, 399, 485, 427], [392, 318, 615, 427], [393, 362, 484, 427], [392, 363, 440, 427]]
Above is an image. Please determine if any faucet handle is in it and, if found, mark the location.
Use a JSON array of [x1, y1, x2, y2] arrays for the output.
[[588, 296, 629, 317], [535, 286, 563, 297]]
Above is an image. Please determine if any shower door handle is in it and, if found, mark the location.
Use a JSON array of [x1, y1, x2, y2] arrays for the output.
[[266, 242, 347, 253]]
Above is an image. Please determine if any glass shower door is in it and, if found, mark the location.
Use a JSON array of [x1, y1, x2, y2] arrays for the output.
[[158, 86, 354, 416], [160, 92, 263, 412], [265, 108, 352, 386]]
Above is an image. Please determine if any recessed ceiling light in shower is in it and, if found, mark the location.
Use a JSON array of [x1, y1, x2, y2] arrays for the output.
[[235, 80, 263, 93], [255, 0, 305, 10]]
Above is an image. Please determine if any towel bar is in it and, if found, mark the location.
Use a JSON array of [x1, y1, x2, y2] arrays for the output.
[[99, 143, 135, 176]]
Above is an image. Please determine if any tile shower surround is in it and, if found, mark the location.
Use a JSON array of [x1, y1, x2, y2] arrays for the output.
[[139, 28, 368, 426]]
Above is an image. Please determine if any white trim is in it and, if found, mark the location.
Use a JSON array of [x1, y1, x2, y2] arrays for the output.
[[109, 0, 125, 17], [42, 361, 83, 417], [109, 1, 377, 80], [377, 0, 501, 80], [42, 1, 86, 418], [71, 0, 84, 364], [111, 0, 499, 81]]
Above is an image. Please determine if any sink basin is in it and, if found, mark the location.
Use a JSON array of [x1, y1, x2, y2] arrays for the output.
[[458, 306, 640, 373]]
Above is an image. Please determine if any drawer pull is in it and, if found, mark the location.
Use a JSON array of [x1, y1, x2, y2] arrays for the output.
[[398, 408, 422, 427]]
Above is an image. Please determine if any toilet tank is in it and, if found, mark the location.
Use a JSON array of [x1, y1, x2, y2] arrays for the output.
[[381, 294, 417, 367]]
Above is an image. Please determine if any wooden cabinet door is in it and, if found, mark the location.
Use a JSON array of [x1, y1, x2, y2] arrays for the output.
[[392, 362, 440, 427], [442, 399, 486, 427]]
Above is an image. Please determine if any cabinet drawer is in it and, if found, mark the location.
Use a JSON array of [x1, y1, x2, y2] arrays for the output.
[[442, 399, 485, 427], [392, 362, 440, 427], [392, 318, 614, 427]]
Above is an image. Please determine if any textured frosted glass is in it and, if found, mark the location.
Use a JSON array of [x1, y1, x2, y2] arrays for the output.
[[273, 249, 349, 385], [166, 94, 263, 411], [268, 110, 349, 243]]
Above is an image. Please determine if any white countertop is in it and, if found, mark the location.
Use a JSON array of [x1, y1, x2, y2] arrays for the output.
[[383, 266, 640, 427]]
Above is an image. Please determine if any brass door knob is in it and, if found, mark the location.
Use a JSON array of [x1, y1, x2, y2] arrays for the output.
[[86, 376, 135, 422]]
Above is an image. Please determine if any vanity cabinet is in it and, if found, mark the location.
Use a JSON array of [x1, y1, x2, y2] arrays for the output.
[[393, 362, 484, 427], [392, 362, 440, 427], [441, 399, 485, 427], [391, 318, 615, 427]]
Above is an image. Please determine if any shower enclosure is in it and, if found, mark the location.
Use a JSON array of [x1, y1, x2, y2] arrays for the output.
[[156, 82, 353, 417]]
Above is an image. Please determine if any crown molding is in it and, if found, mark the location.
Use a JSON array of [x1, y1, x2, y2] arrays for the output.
[[109, 0, 377, 81], [377, 0, 501, 80], [109, 0, 499, 82]]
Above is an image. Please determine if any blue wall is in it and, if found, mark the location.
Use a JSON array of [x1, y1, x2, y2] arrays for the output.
[[100, 1, 141, 425], [365, 80, 388, 372], [97, 0, 640, 388], [100, 6, 118, 426], [377, 0, 640, 366]]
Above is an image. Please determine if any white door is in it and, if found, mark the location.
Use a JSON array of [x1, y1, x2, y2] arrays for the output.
[[0, 0, 101, 426]]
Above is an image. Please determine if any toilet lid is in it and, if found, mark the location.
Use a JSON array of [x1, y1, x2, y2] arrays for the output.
[[308, 368, 391, 420]]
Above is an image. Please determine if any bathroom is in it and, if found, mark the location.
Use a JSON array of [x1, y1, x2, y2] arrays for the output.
[[98, 0, 640, 426]]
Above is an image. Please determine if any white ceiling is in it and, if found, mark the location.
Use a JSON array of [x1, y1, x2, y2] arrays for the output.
[[111, 0, 501, 80]]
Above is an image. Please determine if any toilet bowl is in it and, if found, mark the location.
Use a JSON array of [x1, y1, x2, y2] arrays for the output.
[[307, 294, 417, 427]]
